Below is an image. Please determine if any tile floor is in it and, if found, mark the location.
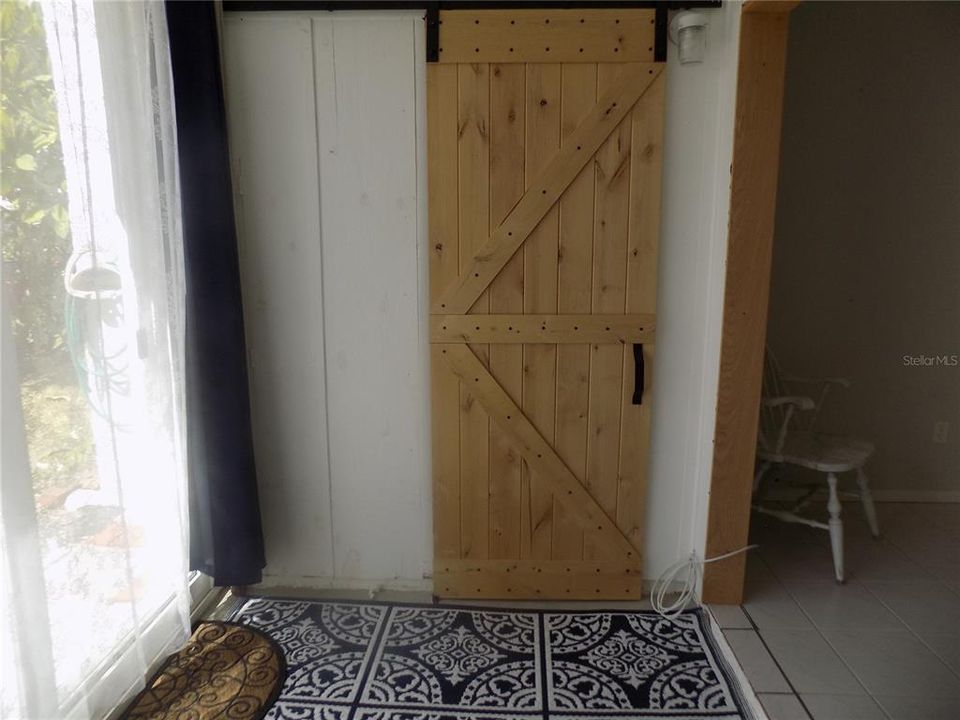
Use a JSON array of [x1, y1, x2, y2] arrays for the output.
[[711, 502, 960, 720]]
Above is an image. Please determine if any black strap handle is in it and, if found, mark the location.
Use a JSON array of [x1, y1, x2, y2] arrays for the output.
[[632, 343, 645, 405]]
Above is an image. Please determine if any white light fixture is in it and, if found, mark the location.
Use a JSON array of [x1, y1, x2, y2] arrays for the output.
[[669, 11, 708, 65]]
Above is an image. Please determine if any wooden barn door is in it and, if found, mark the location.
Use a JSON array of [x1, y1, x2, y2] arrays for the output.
[[429, 9, 665, 599]]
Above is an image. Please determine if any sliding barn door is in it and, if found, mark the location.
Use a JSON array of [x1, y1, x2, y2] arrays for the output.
[[429, 9, 665, 599]]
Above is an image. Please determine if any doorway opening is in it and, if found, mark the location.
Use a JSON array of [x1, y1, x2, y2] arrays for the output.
[[707, 2, 960, 716]]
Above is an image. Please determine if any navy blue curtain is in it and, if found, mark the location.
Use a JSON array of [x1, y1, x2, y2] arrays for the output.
[[165, 1, 265, 586]]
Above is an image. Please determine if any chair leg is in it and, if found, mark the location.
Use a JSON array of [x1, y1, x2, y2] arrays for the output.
[[856, 468, 881, 538], [827, 472, 844, 583]]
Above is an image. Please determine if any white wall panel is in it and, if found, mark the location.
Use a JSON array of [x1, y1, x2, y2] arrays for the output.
[[223, 15, 335, 579], [312, 14, 430, 584], [223, 11, 430, 589], [649, 2, 742, 587]]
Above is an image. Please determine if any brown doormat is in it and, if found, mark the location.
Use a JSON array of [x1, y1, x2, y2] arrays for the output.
[[119, 621, 286, 720]]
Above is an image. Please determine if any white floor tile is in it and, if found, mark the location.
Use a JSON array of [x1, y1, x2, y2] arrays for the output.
[[759, 628, 864, 694], [821, 628, 960, 699], [746, 503, 960, 719], [905, 545, 960, 572], [709, 603, 753, 629], [864, 581, 960, 633], [800, 693, 887, 720], [788, 582, 906, 631], [875, 694, 960, 720], [759, 693, 811, 720], [744, 559, 815, 629], [845, 543, 934, 584], [916, 632, 960, 676], [724, 629, 792, 693], [760, 545, 841, 586], [923, 563, 960, 594]]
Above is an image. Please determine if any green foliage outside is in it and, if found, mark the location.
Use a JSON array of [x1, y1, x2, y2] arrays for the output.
[[2, 0, 95, 497], [2, 0, 70, 365]]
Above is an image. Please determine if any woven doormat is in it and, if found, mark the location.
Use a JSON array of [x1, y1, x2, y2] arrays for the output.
[[120, 621, 285, 720], [231, 597, 754, 719]]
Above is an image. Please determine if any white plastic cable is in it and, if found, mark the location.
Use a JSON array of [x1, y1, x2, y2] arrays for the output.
[[651, 545, 759, 619]]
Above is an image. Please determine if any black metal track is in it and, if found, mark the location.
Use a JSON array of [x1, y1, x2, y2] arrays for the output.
[[654, 3, 668, 61], [224, 1, 721, 10], [222, 1, 722, 62]]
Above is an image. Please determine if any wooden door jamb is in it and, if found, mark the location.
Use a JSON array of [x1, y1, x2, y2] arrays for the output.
[[702, 0, 798, 605]]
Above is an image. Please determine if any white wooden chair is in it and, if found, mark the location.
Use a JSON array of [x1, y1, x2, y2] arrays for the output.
[[753, 349, 880, 582]]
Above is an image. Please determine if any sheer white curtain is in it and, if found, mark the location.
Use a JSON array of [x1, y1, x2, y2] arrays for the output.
[[1, 2, 190, 718]]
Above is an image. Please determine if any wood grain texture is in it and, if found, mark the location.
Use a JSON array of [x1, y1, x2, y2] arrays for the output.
[[743, 1, 800, 14], [437, 9, 656, 64], [457, 62, 491, 560], [617, 70, 665, 554], [311, 17, 429, 579], [440, 344, 637, 562], [553, 62, 597, 561], [431, 66, 662, 314], [428, 37, 664, 598], [223, 16, 335, 578], [523, 62, 561, 560], [427, 63, 461, 560], [584, 65, 632, 560], [704, 9, 792, 604], [435, 559, 642, 599], [432, 314, 655, 344], [488, 62, 525, 560]]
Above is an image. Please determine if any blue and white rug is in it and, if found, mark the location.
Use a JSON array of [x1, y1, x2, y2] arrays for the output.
[[230, 598, 754, 720]]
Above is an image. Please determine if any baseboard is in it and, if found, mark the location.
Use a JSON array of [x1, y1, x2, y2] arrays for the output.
[[758, 481, 960, 504], [253, 574, 434, 594], [243, 574, 680, 600]]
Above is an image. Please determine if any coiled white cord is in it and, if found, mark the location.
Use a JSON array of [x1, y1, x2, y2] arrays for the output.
[[651, 545, 759, 619]]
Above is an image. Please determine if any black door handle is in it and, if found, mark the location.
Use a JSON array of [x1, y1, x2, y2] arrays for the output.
[[632, 343, 645, 405]]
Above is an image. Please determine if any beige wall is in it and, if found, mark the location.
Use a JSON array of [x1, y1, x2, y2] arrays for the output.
[[767, 1, 960, 498]]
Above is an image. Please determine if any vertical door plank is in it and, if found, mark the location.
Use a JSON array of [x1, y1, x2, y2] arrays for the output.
[[553, 63, 596, 561], [585, 65, 632, 559], [522, 63, 561, 560], [488, 63, 525, 559], [224, 15, 335, 578], [458, 63, 491, 560], [618, 70, 665, 553], [316, 16, 428, 578], [428, 64, 461, 559]]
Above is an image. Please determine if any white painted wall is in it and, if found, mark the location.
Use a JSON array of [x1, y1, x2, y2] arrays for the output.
[[651, 3, 741, 577], [221, 4, 741, 593]]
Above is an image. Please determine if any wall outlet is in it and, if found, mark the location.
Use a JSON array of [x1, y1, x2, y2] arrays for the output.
[[933, 421, 950, 444]]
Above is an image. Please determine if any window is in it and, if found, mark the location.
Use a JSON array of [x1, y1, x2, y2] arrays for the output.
[[1, 2, 193, 717]]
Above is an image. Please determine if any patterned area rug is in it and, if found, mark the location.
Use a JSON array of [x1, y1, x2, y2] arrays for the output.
[[120, 621, 286, 720], [231, 597, 753, 719]]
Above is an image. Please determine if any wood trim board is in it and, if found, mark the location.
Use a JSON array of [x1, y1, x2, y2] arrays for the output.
[[436, 9, 656, 64], [431, 314, 655, 344], [703, 3, 796, 604]]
